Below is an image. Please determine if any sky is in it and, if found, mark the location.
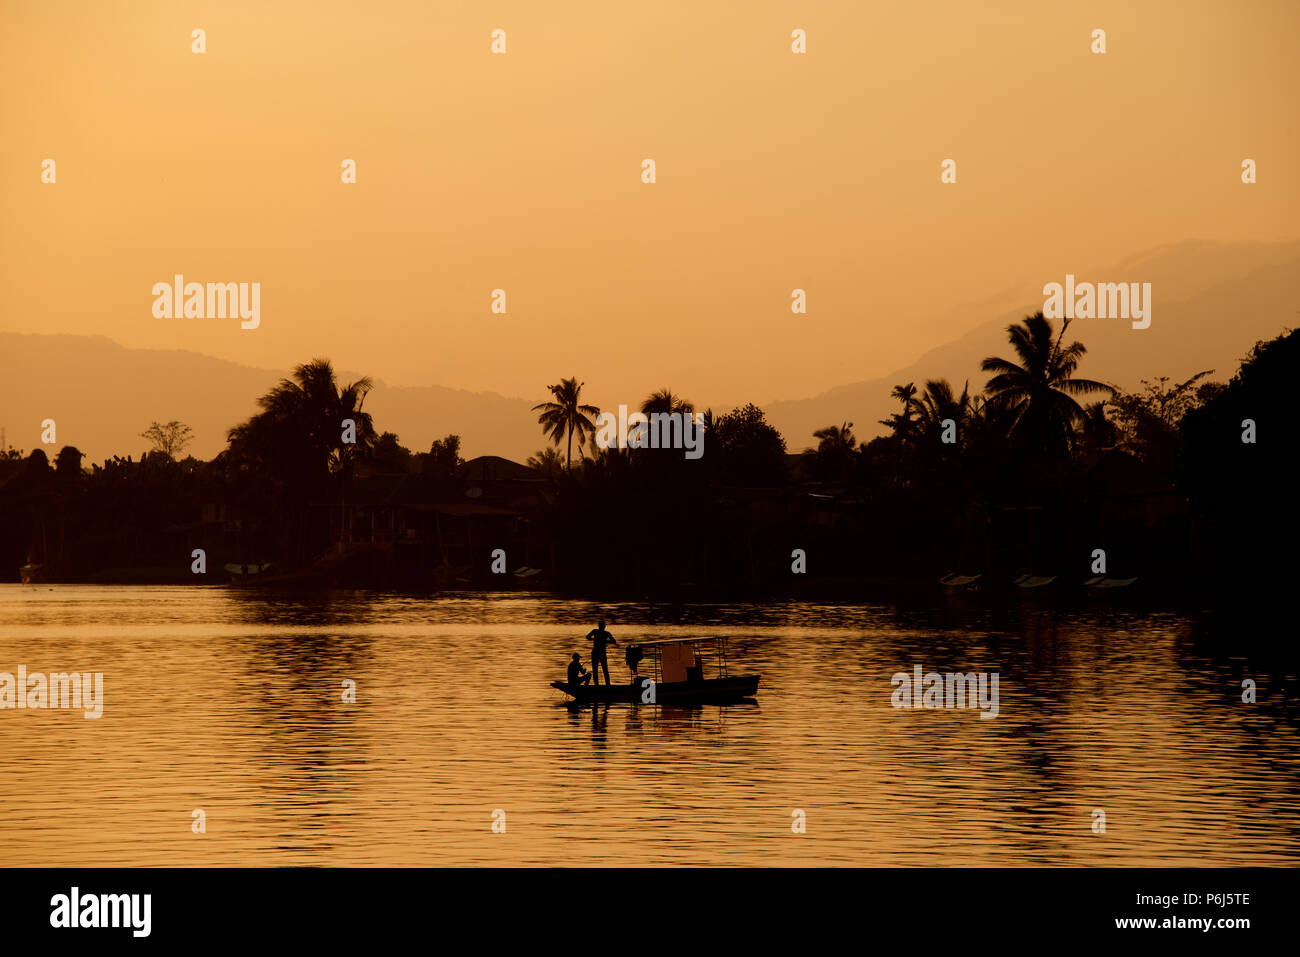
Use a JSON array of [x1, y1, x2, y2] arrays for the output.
[[2, 0, 1297, 412]]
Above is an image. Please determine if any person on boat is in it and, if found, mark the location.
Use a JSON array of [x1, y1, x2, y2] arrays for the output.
[[585, 618, 617, 686], [567, 653, 591, 687]]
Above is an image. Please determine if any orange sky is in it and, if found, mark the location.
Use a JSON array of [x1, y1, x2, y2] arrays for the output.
[[2, 0, 1297, 409]]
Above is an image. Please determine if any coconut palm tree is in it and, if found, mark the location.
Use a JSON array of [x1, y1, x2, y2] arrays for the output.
[[527, 447, 565, 480], [640, 388, 694, 416], [812, 421, 856, 453], [913, 379, 970, 443], [810, 421, 858, 482], [880, 382, 920, 439], [980, 313, 1113, 458], [228, 358, 375, 485], [533, 377, 600, 470], [633, 388, 696, 452], [1076, 401, 1118, 452], [226, 358, 376, 559]]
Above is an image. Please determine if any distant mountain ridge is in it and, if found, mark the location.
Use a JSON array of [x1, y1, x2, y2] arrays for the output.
[[0, 334, 543, 465], [3, 240, 1296, 462], [766, 239, 1300, 449]]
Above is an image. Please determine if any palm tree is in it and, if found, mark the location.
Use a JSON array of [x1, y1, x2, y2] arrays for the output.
[[228, 358, 375, 484], [913, 380, 970, 442], [980, 313, 1113, 457], [633, 388, 696, 452], [533, 377, 600, 470], [640, 388, 694, 416], [527, 447, 565, 480], [810, 421, 857, 482], [880, 382, 920, 439], [1077, 401, 1118, 452], [812, 421, 856, 453], [226, 358, 375, 558]]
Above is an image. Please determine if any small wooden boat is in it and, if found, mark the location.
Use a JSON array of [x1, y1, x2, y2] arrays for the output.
[[224, 562, 273, 583], [551, 636, 760, 705], [939, 572, 981, 593], [1013, 573, 1058, 589], [1084, 575, 1138, 590]]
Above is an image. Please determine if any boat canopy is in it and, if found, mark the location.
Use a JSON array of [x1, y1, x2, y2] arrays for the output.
[[628, 636, 736, 647], [623, 637, 733, 682]]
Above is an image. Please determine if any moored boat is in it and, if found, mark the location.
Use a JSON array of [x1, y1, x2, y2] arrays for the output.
[[939, 572, 981, 594], [224, 562, 273, 583], [1084, 575, 1138, 590], [1014, 573, 1058, 589]]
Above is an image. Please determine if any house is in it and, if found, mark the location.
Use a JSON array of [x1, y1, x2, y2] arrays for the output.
[[317, 457, 551, 584]]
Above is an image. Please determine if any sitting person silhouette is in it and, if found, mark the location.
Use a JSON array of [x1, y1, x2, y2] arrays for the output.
[[567, 653, 592, 687]]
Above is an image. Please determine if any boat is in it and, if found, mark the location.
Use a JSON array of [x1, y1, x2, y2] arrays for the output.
[[1083, 575, 1140, 600], [1084, 575, 1138, 590], [551, 636, 760, 705], [1013, 573, 1058, 589], [224, 562, 273, 583], [939, 572, 981, 594]]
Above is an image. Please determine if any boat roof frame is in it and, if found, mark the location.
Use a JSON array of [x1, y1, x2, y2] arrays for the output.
[[628, 636, 728, 648]]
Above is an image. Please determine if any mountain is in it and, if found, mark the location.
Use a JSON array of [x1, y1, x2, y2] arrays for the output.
[[3, 240, 1296, 463], [0, 334, 543, 465], [766, 240, 1300, 449]]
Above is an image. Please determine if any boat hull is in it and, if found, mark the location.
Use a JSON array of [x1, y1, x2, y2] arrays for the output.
[[551, 675, 760, 704]]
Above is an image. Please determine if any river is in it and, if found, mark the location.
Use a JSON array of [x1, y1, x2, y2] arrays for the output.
[[1, 585, 1296, 866]]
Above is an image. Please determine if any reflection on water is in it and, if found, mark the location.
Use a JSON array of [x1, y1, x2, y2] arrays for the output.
[[0, 585, 1296, 866]]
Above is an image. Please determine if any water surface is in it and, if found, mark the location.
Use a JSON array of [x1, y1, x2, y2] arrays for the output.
[[1, 585, 1296, 866]]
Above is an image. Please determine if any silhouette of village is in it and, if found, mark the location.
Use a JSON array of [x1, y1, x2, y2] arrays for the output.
[[3, 316, 1295, 616]]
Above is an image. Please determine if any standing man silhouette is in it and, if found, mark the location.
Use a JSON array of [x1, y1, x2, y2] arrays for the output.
[[585, 618, 617, 686]]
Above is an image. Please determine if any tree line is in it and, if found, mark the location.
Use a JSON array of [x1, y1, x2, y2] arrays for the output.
[[1, 313, 1293, 610]]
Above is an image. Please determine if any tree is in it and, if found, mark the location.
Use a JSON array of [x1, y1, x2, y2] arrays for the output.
[[527, 447, 565, 480], [880, 382, 920, 439], [809, 421, 857, 481], [422, 435, 463, 480], [812, 421, 856, 453], [1180, 329, 1299, 612], [227, 358, 375, 487], [1109, 371, 1213, 473], [913, 380, 970, 444], [713, 403, 787, 486], [54, 446, 85, 477], [140, 421, 194, 460], [980, 313, 1113, 459], [962, 392, 1020, 489], [640, 388, 694, 416], [369, 431, 413, 474], [225, 359, 375, 564], [533, 377, 600, 470], [1075, 400, 1118, 453]]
